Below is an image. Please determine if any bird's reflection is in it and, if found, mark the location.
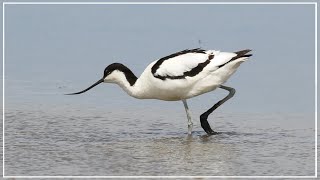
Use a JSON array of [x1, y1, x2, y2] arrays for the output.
[[143, 133, 234, 174]]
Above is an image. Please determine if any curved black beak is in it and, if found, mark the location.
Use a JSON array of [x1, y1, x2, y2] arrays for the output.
[[65, 78, 104, 95]]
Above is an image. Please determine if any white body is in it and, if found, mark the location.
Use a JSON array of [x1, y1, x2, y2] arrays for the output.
[[105, 50, 249, 101]]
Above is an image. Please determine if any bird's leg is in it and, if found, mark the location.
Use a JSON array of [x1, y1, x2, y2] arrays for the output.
[[200, 85, 236, 135], [182, 99, 193, 135]]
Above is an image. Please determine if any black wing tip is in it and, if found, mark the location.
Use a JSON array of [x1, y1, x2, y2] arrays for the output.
[[225, 49, 252, 64], [234, 49, 253, 58], [243, 54, 252, 57], [234, 49, 252, 55]]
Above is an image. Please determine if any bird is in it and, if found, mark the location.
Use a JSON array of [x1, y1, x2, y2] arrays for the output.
[[66, 48, 252, 135]]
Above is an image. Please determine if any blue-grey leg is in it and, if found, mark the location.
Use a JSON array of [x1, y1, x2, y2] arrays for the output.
[[200, 85, 236, 135], [182, 99, 193, 135]]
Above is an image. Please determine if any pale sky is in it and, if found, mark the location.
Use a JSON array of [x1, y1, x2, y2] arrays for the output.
[[3, 3, 316, 113]]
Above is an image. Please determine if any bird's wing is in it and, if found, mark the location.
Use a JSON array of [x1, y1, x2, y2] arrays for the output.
[[207, 49, 252, 70], [151, 48, 215, 80]]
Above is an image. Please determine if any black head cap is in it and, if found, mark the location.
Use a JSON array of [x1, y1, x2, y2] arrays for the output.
[[103, 63, 137, 86], [103, 63, 127, 77], [65, 63, 138, 95]]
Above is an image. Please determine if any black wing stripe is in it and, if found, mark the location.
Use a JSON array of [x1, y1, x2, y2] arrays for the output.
[[153, 58, 211, 80], [151, 48, 206, 75]]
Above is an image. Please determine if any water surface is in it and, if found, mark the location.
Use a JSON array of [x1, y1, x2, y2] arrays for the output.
[[5, 102, 315, 176]]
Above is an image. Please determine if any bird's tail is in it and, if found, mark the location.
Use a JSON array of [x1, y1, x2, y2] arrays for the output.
[[231, 49, 252, 61], [216, 49, 252, 68]]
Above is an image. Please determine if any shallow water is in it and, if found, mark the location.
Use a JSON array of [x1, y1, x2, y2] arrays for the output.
[[4, 104, 315, 176]]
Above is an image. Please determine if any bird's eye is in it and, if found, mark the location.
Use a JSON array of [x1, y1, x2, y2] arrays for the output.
[[104, 71, 110, 77]]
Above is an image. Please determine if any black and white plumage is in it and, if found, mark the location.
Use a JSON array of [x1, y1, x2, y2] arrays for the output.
[[151, 48, 212, 80], [67, 48, 252, 135]]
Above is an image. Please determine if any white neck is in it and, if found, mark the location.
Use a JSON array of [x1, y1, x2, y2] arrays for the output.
[[109, 71, 145, 99]]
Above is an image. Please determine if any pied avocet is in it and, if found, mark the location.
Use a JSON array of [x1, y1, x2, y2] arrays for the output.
[[66, 48, 252, 135]]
